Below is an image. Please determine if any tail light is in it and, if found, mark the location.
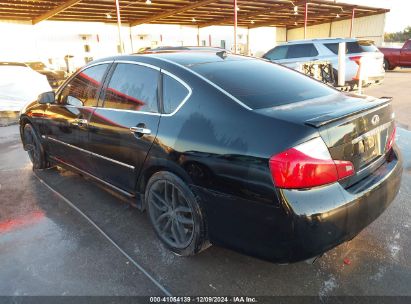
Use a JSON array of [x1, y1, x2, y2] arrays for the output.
[[349, 56, 362, 65], [269, 137, 355, 189], [385, 125, 396, 152]]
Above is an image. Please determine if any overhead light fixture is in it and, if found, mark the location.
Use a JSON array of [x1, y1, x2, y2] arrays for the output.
[[192, 17, 197, 22], [106, 13, 112, 19], [250, 20, 255, 24], [294, 6, 298, 15], [336, 13, 340, 18], [145, 0, 152, 4]]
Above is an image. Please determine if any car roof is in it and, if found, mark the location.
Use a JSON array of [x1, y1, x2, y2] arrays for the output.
[[286, 38, 357, 44], [93, 51, 252, 68]]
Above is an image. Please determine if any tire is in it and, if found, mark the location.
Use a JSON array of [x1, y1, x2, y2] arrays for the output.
[[22, 123, 49, 169], [384, 59, 395, 71], [145, 171, 209, 256]]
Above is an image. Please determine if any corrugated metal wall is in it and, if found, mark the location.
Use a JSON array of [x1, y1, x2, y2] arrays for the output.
[[286, 13, 386, 45]]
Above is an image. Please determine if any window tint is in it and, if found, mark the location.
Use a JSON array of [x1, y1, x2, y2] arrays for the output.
[[324, 42, 363, 54], [103, 63, 159, 112], [264, 46, 288, 61], [192, 59, 336, 109], [358, 41, 379, 52], [286, 44, 318, 59], [162, 74, 189, 114], [58, 63, 108, 107]]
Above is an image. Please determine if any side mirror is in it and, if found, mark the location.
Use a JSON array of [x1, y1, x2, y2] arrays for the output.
[[38, 91, 55, 104]]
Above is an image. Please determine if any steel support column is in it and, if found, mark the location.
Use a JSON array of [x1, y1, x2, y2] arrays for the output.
[[115, 0, 124, 54], [350, 8, 356, 38], [304, 2, 309, 39], [234, 0, 237, 53]]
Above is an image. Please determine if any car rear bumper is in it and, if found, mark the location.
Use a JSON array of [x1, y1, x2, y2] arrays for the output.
[[277, 145, 402, 262], [195, 146, 402, 263]]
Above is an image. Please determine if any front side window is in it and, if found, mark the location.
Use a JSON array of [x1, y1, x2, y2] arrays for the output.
[[162, 74, 189, 114], [58, 63, 108, 107], [102, 63, 159, 113], [286, 44, 318, 59], [264, 46, 288, 61]]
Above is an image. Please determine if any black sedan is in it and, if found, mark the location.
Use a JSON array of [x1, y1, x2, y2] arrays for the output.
[[19, 52, 402, 263]]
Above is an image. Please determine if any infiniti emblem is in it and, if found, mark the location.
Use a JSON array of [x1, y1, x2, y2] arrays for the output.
[[371, 114, 380, 126]]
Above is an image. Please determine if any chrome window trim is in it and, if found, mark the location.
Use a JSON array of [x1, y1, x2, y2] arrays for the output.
[[55, 60, 114, 97], [94, 107, 161, 116], [154, 56, 252, 111], [47, 136, 135, 170], [99, 60, 193, 117], [161, 69, 192, 117], [100, 60, 161, 115], [114, 60, 161, 71]]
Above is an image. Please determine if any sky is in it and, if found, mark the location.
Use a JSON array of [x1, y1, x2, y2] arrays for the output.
[[337, 0, 411, 32]]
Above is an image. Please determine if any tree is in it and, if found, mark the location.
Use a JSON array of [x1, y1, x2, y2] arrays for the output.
[[385, 26, 411, 42]]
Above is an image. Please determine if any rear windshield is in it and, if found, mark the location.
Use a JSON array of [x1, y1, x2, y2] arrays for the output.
[[358, 41, 379, 52], [191, 59, 337, 109], [324, 41, 363, 54]]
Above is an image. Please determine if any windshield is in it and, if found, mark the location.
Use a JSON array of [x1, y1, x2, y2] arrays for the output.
[[358, 41, 379, 52], [191, 59, 337, 109]]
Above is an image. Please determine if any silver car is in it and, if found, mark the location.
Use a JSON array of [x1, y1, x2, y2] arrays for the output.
[[262, 38, 385, 88]]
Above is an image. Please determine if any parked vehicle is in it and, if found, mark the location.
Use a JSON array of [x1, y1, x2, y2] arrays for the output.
[[379, 39, 411, 70], [0, 62, 51, 112], [25, 61, 67, 88], [263, 38, 385, 88], [138, 46, 228, 54], [19, 52, 401, 263]]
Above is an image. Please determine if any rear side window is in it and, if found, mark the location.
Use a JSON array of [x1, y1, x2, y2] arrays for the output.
[[192, 59, 336, 109], [58, 63, 108, 107], [264, 46, 288, 60], [162, 74, 189, 114], [102, 63, 159, 113], [324, 42, 363, 54], [286, 44, 318, 58]]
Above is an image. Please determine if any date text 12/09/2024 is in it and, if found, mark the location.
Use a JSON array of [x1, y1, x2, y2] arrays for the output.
[[149, 296, 258, 303]]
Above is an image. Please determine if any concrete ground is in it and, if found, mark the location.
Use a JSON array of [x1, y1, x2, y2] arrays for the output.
[[0, 70, 410, 299], [364, 68, 411, 130]]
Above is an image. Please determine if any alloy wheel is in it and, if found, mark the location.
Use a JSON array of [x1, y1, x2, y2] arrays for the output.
[[148, 180, 195, 249]]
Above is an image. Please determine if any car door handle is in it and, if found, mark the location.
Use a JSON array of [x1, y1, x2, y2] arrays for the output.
[[130, 127, 151, 135], [71, 118, 88, 126]]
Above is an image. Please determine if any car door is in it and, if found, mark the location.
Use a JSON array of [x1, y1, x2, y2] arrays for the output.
[[43, 62, 111, 172], [87, 62, 161, 193], [400, 41, 411, 66]]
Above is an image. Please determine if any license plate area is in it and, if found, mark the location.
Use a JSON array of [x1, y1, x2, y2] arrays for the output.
[[356, 133, 383, 169]]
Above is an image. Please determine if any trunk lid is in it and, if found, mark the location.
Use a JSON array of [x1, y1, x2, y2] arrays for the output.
[[256, 93, 395, 187]]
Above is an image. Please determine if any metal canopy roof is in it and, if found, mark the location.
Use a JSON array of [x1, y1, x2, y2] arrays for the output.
[[0, 0, 389, 29]]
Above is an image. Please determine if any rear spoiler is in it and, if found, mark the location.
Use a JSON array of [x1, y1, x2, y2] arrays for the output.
[[304, 97, 392, 128]]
